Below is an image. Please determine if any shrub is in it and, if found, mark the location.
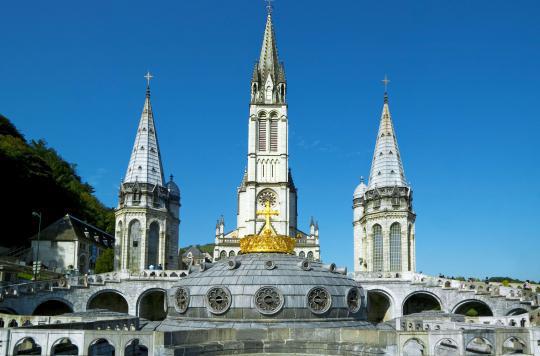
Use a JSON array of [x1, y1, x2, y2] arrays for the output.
[[95, 249, 114, 274]]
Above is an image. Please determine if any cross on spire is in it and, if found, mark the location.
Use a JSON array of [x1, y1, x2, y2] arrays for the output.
[[144, 71, 154, 88], [266, 0, 274, 15], [382, 74, 390, 93]]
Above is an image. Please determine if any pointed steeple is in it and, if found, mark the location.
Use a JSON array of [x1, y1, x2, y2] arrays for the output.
[[124, 73, 165, 186], [251, 5, 286, 104], [367, 92, 408, 190]]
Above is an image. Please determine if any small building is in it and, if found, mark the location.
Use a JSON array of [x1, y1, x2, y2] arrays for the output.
[[181, 246, 212, 268], [30, 214, 114, 274]]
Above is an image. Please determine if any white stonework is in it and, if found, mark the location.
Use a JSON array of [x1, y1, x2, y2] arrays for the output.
[[353, 94, 416, 273], [114, 84, 180, 272], [213, 12, 320, 261]]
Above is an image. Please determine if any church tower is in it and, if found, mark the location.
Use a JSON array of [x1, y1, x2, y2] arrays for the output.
[[353, 87, 416, 274], [114, 74, 180, 272], [213, 5, 320, 261]]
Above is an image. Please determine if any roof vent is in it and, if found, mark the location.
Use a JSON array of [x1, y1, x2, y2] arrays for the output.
[[227, 258, 240, 270], [323, 263, 336, 273], [264, 260, 276, 270], [298, 259, 311, 271]]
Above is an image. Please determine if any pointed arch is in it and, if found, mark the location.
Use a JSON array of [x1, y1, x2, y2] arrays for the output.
[[148, 221, 160, 267], [128, 219, 142, 271]]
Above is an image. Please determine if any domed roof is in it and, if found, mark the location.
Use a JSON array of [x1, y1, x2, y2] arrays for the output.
[[167, 175, 180, 196], [353, 179, 367, 198], [165, 253, 367, 328]]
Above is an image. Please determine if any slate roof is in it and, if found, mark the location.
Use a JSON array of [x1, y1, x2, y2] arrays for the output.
[[30, 214, 114, 248]]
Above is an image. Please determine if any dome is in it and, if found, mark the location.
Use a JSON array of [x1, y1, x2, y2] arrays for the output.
[[353, 180, 367, 199], [165, 253, 367, 329], [166, 175, 180, 196]]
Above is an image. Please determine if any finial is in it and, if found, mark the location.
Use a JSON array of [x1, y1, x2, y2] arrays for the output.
[[382, 74, 390, 103], [266, 0, 274, 15], [144, 71, 154, 96], [169, 174, 174, 182], [360, 176, 365, 183]]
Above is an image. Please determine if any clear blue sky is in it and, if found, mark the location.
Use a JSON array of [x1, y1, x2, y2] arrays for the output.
[[2, 1, 539, 281]]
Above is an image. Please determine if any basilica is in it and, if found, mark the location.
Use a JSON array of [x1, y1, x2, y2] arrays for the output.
[[0, 4, 538, 356]]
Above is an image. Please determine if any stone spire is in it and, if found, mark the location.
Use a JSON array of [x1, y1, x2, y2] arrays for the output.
[[251, 6, 286, 104], [124, 74, 165, 186], [367, 93, 408, 190]]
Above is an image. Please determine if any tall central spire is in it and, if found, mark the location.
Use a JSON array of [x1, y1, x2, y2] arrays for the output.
[[124, 74, 165, 186], [251, 4, 286, 104], [367, 93, 408, 190]]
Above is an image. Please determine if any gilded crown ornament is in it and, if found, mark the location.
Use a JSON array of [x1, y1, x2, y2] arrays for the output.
[[240, 201, 296, 254]]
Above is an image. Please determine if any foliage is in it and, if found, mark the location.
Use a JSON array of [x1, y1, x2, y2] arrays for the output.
[[536, 286, 540, 293], [465, 308, 479, 317], [454, 276, 466, 281], [95, 249, 114, 274], [16, 272, 34, 280], [179, 243, 215, 256], [0, 115, 114, 247], [488, 276, 524, 284], [502, 280, 510, 287]]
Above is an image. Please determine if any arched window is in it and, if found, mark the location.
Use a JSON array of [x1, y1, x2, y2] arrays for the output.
[[128, 220, 141, 272], [407, 225, 412, 271], [219, 250, 227, 260], [299, 251, 306, 258], [372, 225, 383, 272], [270, 120, 278, 151], [258, 119, 267, 151], [307, 251, 314, 261], [148, 222, 160, 267], [390, 223, 401, 271], [229, 251, 236, 257]]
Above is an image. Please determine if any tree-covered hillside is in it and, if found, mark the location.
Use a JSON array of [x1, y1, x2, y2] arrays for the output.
[[0, 115, 114, 247]]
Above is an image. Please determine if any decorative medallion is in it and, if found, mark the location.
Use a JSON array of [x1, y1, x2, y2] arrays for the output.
[[206, 287, 232, 315], [299, 259, 311, 271], [346, 287, 361, 313], [258, 190, 277, 207], [254, 286, 284, 315], [174, 287, 189, 313], [307, 287, 332, 314], [264, 260, 276, 270]]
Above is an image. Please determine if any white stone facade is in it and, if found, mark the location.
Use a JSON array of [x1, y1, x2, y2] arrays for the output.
[[114, 85, 180, 272], [353, 95, 415, 273]]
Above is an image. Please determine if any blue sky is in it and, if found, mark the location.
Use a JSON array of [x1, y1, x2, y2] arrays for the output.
[[2, 1, 539, 280]]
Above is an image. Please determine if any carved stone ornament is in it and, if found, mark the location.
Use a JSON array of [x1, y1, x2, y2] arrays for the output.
[[206, 287, 232, 315], [258, 190, 277, 207], [174, 287, 189, 313], [254, 286, 284, 315], [307, 287, 332, 314], [346, 287, 361, 313]]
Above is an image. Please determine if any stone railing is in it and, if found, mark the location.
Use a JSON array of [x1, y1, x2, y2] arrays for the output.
[[0, 279, 61, 300]]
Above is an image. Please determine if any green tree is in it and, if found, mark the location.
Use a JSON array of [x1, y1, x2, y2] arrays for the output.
[[465, 308, 479, 317], [95, 249, 114, 274], [502, 280, 510, 287]]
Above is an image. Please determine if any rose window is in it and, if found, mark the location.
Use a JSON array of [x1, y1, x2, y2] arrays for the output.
[[258, 190, 277, 207], [175, 287, 189, 313], [254, 286, 284, 315], [307, 287, 331, 314], [346, 287, 361, 313], [206, 287, 232, 314]]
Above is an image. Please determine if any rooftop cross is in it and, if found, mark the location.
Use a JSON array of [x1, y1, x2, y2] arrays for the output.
[[256, 200, 279, 236], [266, 0, 274, 15], [144, 71, 154, 88], [382, 74, 390, 93]]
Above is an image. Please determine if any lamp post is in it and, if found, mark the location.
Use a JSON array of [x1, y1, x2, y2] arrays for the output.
[[32, 211, 42, 280]]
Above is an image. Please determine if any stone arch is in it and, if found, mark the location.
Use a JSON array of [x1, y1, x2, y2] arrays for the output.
[[307, 251, 314, 260], [402, 338, 425, 356], [13, 337, 42, 355], [147, 221, 160, 267], [78, 253, 88, 273], [219, 250, 227, 259], [367, 289, 394, 322], [51, 337, 78, 355], [452, 299, 493, 316], [128, 219, 142, 271], [402, 291, 442, 315], [505, 306, 528, 316], [33, 298, 73, 316], [125, 338, 149, 356], [87, 289, 128, 313], [465, 337, 493, 355], [299, 251, 306, 258], [0, 307, 18, 315], [88, 338, 115, 356], [434, 338, 458, 355], [229, 250, 236, 257], [502, 336, 526, 354], [137, 288, 167, 321]]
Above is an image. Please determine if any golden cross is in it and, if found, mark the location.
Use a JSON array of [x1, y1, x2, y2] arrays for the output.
[[256, 200, 279, 235]]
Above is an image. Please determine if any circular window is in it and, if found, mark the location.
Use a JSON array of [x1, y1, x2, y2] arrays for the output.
[[174, 287, 189, 313], [307, 287, 332, 314], [206, 287, 232, 315], [299, 259, 311, 271], [258, 190, 277, 207], [346, 287, 361, 313], [254, 286, 284, 315], [264, 260, 276, 270]]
